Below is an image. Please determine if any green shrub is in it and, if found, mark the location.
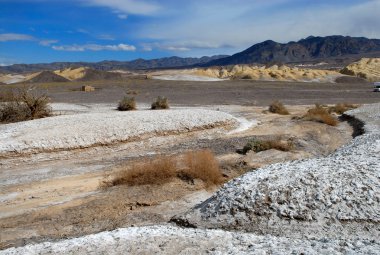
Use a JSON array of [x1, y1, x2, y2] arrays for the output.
[[151, 96, 169, 110], [243, 138, 294, 154]]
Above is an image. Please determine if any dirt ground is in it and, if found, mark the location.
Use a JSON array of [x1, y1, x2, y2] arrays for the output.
[[0, 102, 356, 249], [1, 79, 379, 106]]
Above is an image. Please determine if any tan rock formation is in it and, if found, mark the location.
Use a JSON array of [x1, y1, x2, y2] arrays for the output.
[[340, 58, 380, 82]]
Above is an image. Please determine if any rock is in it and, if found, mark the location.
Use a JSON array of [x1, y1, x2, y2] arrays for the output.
[[81, 85, 95, 92]]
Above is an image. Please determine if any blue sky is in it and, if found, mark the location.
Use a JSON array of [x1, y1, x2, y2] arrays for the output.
[[0, 0, 379, 65]]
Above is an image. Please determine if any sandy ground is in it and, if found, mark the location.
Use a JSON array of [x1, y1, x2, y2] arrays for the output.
[[0, 102, 354, 249]]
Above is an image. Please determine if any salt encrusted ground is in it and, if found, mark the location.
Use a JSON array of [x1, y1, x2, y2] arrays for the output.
[[0, 108, 236, 154], [1, 104, 379, 254], [2, 225, 379, 255], [173, 104, 380, 241]]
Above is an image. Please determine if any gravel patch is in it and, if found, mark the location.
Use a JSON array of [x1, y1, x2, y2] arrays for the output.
[[172, 103, 380, 241], [0, 109, 236, 154], [2, 225, 379, 255]]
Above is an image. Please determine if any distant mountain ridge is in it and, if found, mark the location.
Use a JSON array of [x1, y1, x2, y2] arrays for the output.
[[2, 36, 380, 74], [0, 55, 229, 74], [204, 36, 380, 66]]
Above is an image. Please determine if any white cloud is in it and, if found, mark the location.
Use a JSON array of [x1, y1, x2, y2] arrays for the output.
[[135, 0, 380, 52], [39, 39, 58, 46], [117, 14, 128, 19], [0, 33, 34, 42], [141, 41, 232, 52], [81, 0, 160, 15], [52, 43, 136, 52]]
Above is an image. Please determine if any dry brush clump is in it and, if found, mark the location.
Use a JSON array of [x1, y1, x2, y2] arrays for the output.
[[151, 96, 169, 110], [328, 103, 358, 115], [0, 87, 52, 123], [303, 104, 338, 126], [268, 100, 290, 115], [243, 138, 294, 154], [103, 150, 223, 188], [118, 96, 136, 111]]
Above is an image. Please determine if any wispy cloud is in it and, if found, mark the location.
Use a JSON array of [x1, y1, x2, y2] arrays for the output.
[[142, 41, 233, 52], [39, 39, 59, 46], [97, 34, 115, 41], [0, 33, 34, 42], [52, 43, 136, 51], [117, 14, 128, 19], [81, 0, 160, 15], [136, 0, 380, 52]]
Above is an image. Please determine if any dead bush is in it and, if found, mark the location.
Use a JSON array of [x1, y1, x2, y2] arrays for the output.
[[268, 100, 289, 115], [109, 155, 177, 186], [103, 150, 223, 188], [118, 96, 136, 111], [328, 103, 358, 115], [243, 138, 294, 154], [0, 87, 52, 123], [182, 149, 223, 186], [151, 96, 169, 110], [303, 104, 338, 126]]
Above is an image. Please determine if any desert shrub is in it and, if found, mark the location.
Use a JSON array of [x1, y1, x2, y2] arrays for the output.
[[151, 96, 169, 110], [0, 89, 15, 102], [243, 138, 294, 154], [103, 150, 223, 188], [328, 103, 358, 115], [118, 96, 136, 111], [110, 155, 177, 186], [303, 104, 338, 126], [268, 100, 289, 115], [182, 149, 223, 186], [0, 88, 52, 123]]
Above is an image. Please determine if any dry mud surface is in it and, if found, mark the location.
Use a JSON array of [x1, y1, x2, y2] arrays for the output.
[[2, 103, 377, 253]]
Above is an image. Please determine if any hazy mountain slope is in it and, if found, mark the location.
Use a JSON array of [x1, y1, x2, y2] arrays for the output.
[[0, 55, 229, 74]]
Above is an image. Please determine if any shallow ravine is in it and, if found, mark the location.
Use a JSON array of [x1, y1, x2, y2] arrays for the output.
[[0, 104, 354, 250]]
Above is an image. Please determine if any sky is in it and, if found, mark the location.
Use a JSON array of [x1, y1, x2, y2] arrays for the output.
[[0, 0, 379, 65]]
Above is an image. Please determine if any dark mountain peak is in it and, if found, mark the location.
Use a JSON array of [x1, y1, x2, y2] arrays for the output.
[[204, 35, 380, 66]]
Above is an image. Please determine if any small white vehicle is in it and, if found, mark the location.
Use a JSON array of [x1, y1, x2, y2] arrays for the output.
[[374, 82, 380, 92]]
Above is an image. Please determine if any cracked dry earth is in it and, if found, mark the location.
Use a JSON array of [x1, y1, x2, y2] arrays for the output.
[[0, 103, 359, 253]]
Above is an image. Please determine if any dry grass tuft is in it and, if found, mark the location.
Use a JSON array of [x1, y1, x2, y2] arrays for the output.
[[110, 155, 177, 186], [302, 104, 338, 126], [328, 103, 358, 115], [118, 96, 136, 111], [243, 138, 294, 154], [151, 96, 169, 110], [182, 149, 223, 186], [268, 100, 290, 115], [103, 150, 223, 188], [0, 87, 52, 123]]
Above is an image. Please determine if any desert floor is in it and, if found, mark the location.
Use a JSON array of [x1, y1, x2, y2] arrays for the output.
[[0, 80, 378, 250]]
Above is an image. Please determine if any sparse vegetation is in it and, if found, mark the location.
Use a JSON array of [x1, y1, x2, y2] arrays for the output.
[[243, 138, 294, 154], [151, 96, 169, 110], [302, 104, 338, 126], [268, 100, 289, 115], [182, 150, 223, 186], [117, 96, 136, 111], [103, 150, 223, 188], [0, 87, 52, 123], [328, 103, 358, 115]]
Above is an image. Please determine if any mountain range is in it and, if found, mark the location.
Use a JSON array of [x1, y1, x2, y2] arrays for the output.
[[1, 35, 380, 73]]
